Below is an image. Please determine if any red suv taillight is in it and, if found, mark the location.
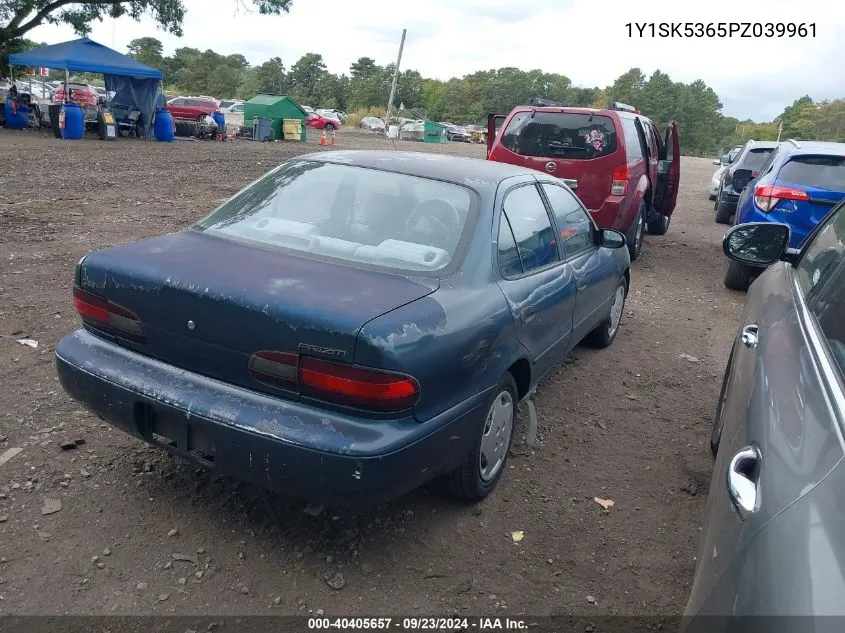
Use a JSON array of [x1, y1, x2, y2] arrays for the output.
[[753, 184, 809, 212], [248, 351, 420, 412], [73, 286, 147, 343], [611, 164, 628, 196]]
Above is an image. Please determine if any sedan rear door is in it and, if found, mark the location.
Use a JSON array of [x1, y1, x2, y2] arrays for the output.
[[494, 179, 577, 379]]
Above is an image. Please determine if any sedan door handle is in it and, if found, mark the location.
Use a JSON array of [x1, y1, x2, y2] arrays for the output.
[[727, 446, 762, 520], [577, 279, 588, 291], [741, 324, 759, 348], [520, 306, 536, 324]]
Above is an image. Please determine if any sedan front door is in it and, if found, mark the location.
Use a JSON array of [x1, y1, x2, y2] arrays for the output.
[[495, 181, 577, 379]]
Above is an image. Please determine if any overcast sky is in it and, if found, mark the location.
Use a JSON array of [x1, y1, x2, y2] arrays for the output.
[[26, 0, 845, 121]]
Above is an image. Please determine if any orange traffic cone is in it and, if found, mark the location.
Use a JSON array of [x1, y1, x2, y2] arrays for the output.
[[320, 130, 328, 146], [330, 130, 336, 145]]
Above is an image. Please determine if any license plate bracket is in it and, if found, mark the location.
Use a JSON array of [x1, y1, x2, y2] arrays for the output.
[[134, 402, 215, 465]]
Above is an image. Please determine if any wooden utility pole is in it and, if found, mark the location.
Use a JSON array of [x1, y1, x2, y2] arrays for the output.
[[385, 28, 406, 134]]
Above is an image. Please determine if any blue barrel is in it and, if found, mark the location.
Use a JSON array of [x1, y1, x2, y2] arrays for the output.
[[4, 99, 29, 130], [60, 102, 84, 140], [211, 111, 225, 133], [154, 108, 175, 142]]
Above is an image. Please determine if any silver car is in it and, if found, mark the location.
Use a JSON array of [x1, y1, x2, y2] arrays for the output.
[[708, 146, 743, 199], [684, 200, 845, 627]]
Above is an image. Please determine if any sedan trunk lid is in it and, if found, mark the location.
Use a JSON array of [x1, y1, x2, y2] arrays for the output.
[[75, 230, 438, 398]]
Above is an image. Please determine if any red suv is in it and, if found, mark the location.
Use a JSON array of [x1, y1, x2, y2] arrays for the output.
[[166, 97, 220, 121], [487, 100, 680, 260]]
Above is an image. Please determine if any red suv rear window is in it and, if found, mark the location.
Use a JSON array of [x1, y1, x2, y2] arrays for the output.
[[501, 111, 618, 160]]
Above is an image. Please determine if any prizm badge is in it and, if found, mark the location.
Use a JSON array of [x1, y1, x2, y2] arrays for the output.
[[298, 343, 347, 358]]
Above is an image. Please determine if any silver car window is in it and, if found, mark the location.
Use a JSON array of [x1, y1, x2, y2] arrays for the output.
[[813, 259, 845, 378]]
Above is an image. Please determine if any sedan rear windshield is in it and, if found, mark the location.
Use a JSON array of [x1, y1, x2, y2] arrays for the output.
[[740, 148, 775, 170], [501, 111, 618, 159], [194, 161, 475, 275], [778, 156, 845, 191]]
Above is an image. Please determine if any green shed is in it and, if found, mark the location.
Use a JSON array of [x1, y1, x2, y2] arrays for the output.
[[243, 94, 307, 141]]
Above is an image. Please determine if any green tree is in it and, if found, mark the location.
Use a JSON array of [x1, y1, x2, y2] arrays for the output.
[[0, 0, 292, 45], [250, 56, 287, 95], [605, 67, 646, 107], [776, 95, 814, 138], [288, 52, 327, 104], [207, 63, 239, 98], [350, 57, 378, 80], [127, 37, 164, 69]]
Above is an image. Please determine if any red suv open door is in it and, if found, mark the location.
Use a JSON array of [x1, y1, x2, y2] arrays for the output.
[[653, 122, 680, 217]]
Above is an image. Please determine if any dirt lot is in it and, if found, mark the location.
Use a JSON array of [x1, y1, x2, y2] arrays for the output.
[[0, 127, 743, 616]]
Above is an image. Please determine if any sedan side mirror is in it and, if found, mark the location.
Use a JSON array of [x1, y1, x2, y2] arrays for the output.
[[723, 222, 791, 266], [599, 229, 626, 249]]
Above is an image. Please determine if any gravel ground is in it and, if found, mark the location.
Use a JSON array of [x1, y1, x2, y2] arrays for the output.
[[0, 127, 743, 616]]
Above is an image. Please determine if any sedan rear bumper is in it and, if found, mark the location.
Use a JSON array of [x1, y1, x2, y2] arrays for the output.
[[55, 329, 489, 506]]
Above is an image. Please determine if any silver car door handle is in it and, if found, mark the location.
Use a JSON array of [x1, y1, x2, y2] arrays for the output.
[[727, 446, 762, 520], [741, 324, 759, 348], [577, 279, 588, 290]]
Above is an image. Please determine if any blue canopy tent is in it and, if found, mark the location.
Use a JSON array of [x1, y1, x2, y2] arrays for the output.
[[9, 38, 164, 137]]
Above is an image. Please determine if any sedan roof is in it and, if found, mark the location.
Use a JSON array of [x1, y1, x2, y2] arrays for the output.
[[293, 150, 539, 187]]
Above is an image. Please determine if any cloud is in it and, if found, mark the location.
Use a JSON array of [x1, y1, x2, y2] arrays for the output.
[[23, 0, 845, 121]]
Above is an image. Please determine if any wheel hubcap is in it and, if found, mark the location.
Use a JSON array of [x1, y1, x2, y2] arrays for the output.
[[608, 284, 625, 337], [478, 390, 514, 482]]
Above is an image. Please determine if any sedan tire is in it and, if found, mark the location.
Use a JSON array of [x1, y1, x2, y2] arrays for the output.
[[445, 373, 518, 501], [584, 276, 628, 348]]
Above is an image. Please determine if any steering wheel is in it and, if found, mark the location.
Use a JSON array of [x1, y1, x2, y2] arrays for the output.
[[405, 200, 461, 247]]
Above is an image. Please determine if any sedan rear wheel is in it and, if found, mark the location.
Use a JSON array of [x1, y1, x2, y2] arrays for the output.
[[445, 373, 517, 501]]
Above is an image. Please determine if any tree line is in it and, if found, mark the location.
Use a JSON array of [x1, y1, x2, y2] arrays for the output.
[[120, 37, 842, 155]]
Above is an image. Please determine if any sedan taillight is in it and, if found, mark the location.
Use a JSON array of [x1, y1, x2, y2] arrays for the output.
[[249, 351, 420, 412], [73, 286, 147, 343]]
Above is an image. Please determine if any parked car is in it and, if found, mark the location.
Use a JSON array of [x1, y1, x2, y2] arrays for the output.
[[222, 103, 244, 114], [440, 122, 472, 143], [724, 140, 845, 290], [54, 150, 631, 506], [714, 140, 779, 224], [684, 202, 845, 625], [219, 99, 242, 110], [53, 81, 99, 107], [360, 116, 385, 132], [317, 108, 347, 122], [166, 96, 220, 121], [487, 101, 680, 261], [306, 111, 339, 130], [709, 145, 743, 199]]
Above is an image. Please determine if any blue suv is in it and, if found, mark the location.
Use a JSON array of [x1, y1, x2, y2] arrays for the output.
[[724, 139, 845, 290]]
